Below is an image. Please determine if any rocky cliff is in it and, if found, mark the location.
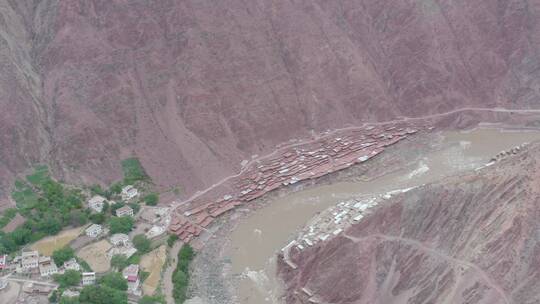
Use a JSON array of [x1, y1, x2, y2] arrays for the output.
[[2, 0, 540, 202], [279, 144, 540, 304]]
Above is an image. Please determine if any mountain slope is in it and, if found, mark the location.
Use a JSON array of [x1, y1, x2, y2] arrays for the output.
[[279, 145, 540, 304], [2, 0, 540, 201]]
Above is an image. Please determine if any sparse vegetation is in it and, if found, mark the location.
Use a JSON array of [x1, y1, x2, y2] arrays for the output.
[[0, 208, 18, 229], [121, 157, 148, 184], [172, 244, 195, 303]]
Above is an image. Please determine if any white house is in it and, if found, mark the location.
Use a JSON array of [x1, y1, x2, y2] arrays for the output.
[[85, 224, 102, 238], [63, 258, 80, 271], [121, 185, 139, 201], [122, 264, 140, 292], [38, 256, 58, 277], [82, 272, 96, 285], [110, 233, 130, 246], [21, 251, 39, 270], [116, 205, 134, 217], [88, 195, 107, 213]]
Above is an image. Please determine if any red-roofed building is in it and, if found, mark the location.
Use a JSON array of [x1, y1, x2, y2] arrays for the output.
[[122, 264, 139, 292]]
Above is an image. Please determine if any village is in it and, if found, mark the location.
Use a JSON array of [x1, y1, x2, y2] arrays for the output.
[[169, 123, 425, 243], [0, 183, 171, 304]]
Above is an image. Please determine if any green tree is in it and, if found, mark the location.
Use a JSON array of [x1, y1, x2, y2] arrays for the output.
[[108, 217, 134, 234], [172, 244, 195, 303], [109, 182, 123, 195], [79, 285, 127, 304], [52, 246, 75, 267], [89, 212, 105, 224], [100, 272, 128, 291], [90, 184, 105, 196], [132, 234, 151, 254], [143, 193, 159, 206], [167, 234, 178, 247], [11, 227, 32, 246], [53, 269, 82, 288], [69, 210, 88, 227], [110, 254, 129, 271], [49, 290, 59, 303]]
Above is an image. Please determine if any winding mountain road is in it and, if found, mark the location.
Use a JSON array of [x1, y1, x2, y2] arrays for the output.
[[343, 233, 511, 304]]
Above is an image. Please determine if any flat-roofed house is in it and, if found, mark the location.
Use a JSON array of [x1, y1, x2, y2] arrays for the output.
[[21, 251, 39, 270], [116, 205, 134, 217], [38, 256, 58, 277], [122, 264, 139, 292], [82, 272, 96, 285], [88, 195, 107, 213], [85, 224, 102, 238], [63, 258, 80, 271], [121, 185, 139, 201]]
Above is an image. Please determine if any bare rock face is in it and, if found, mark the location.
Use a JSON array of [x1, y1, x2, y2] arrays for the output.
[[279, 146, 540, 304], [2, 0, 540, 198]]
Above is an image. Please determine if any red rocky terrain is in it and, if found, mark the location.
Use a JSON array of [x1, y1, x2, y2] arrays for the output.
[[2, 0, 540, 203], [278, 144, 540, 304]]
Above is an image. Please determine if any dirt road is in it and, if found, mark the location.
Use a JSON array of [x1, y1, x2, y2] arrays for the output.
[[162, 242, 183, 304]]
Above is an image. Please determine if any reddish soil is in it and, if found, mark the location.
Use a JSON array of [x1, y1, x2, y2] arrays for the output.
[[1, 1, 540, 203], [278, 143, 540, 304]]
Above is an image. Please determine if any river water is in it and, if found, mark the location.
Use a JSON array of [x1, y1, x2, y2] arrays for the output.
[[226, 128, 540, 304]]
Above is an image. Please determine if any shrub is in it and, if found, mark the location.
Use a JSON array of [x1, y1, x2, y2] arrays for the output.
[[53, 247, 75, 267], [53, 269, 81, 288], [172, 245, 195, 303], [133, 234, 151, 254], [110, 254, 129, 271], [100, 272, 128, 291], [108, 217, 134, 234], [143, 193, 159, 206], [167, 234, 178, 247]]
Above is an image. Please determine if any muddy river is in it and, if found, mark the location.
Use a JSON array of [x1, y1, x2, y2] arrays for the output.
[[226, 128, 540, 304]]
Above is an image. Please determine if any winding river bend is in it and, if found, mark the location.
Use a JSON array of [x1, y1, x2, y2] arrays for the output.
[[225, 128, 540, 304]]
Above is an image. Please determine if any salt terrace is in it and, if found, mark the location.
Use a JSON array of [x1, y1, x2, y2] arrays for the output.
[[169, 123, 425, 243]]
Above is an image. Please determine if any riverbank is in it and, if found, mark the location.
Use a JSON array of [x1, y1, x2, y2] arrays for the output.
[[186, 124, 540, 304]]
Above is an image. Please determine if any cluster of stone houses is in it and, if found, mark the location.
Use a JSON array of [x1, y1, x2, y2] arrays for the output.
[[87, 185, 138, 213], [86, 185, 137, 218], [10, 251, 89, 279]]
